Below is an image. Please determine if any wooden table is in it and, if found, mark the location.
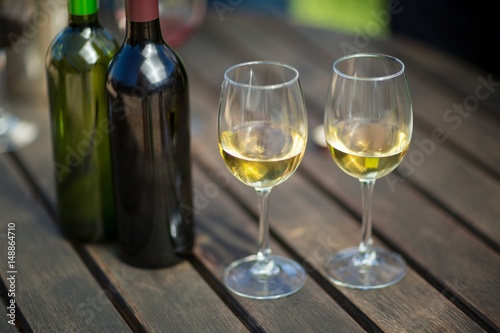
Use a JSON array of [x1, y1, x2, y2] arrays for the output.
[[1, 12, 499, 333]]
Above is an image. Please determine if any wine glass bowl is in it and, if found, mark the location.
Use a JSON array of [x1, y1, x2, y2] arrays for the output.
[[323, 53, 413, 289], [218, 61, 308, 299]]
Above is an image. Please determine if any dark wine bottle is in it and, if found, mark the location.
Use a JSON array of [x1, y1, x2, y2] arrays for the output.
[[45, 0, 119, 242], [106, 0, 194, 268]]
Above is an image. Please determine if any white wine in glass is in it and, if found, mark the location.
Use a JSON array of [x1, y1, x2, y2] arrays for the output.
[[323, 53, 413, 289], [218, 61, 308, 299]]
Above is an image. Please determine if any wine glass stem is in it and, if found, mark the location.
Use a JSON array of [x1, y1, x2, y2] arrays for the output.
[[253, 187, 275, 275], [358, 179, 375, 258]]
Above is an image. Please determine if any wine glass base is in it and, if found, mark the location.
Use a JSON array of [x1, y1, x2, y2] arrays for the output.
[[223, 254, 306, 300], [0, 113, 37, 153], [324, 246, 406, 290]]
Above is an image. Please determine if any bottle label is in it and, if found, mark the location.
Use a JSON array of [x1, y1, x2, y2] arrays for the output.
[[69, 0, 98, 16], [125, 0, 160, 22]]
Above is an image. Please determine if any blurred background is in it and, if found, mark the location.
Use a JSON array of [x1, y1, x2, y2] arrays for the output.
[[0, 0, 500, 91], [2, 0, 499, 104], [205, 0, 500, 78]]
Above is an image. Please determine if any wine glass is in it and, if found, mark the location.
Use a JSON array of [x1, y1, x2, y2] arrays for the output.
[[323, 53, 413, 289], [218, 61, 308, 299], [0, 0, 38, 152]]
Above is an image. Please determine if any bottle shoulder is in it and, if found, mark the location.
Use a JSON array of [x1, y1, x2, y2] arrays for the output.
[[107, 41, 187, 88], [46, 25, 119, 71]]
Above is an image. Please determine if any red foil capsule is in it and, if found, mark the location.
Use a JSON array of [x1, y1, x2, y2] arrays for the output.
[[125, 0, 160, 22]]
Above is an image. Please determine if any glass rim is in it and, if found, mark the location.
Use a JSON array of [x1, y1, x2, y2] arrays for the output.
[[333, 53, 405, 81], [224, 61, 300, 89]]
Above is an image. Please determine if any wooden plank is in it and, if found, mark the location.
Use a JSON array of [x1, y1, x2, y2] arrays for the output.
[[400, 129, 500, 246], [0, 156, 131, 332], [389, 35, 500, 118], [84, 243, 248, 333]]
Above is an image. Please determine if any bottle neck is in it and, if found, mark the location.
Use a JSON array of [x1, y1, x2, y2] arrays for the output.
[[124, 0, 162, 43], [125, 0, 159, 22], [68, 13, 99, 27], [68, 0, 99, 26], [125, 19, 163, 43]]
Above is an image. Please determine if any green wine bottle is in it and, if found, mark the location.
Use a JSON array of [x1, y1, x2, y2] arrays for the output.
[[46, 0, 119, 242]]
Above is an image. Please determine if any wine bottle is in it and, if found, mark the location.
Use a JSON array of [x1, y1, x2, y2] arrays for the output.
[[106, 0, 194, 268], [46, 0, 119, 241]]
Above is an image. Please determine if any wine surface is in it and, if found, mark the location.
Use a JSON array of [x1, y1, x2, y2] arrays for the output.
[[326, 120, 409, 180], [219, 121, 305, 188]]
